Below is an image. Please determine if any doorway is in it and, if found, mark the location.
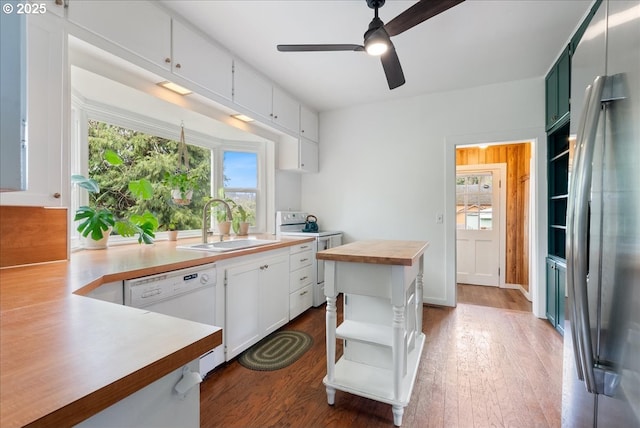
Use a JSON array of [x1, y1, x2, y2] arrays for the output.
[[454, 142, 532, 310], [456, 164, 506, 287]]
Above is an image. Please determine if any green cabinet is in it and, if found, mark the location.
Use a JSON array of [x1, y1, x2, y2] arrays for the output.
[[547, 121, 569, 336], [547, 122, 570, 259], [545, 45, 571, 131], [546, 257, 566, 335]]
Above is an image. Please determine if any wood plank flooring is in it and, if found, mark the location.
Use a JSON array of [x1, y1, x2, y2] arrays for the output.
[[457, 283, 532, 312], [201, 292, 562, 428]]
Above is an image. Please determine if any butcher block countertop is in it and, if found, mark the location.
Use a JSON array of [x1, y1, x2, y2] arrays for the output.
[[0, 235, 313, 428], [316, 240, 429, 266]]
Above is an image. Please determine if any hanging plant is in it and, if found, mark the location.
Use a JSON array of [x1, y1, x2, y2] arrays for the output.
[[163, 122, 196, 205], [163, 170, 198, 205]]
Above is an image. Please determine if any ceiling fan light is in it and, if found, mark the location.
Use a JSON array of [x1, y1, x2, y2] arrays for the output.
[[365, 40, 388, 56]]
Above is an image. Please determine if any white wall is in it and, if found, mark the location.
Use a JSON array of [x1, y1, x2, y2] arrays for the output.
[[301, 77, 548, 315]]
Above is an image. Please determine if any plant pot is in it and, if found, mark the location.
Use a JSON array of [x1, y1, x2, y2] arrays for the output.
[[81, 227, 112, 250], [171, 189, 193, 206], [167, 230, 179, 241], [217, 221, 231, 235], [237, 222, 250, 236]]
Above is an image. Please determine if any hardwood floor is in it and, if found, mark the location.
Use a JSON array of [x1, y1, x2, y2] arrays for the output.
[[457, 283, 532, 312], [201, 294, 562, 428]]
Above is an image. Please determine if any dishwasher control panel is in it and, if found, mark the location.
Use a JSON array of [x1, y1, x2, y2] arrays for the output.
[[124, 264, 217, 307]]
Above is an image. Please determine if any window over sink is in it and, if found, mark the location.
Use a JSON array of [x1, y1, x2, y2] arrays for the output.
[[70, 102, 266, 249]]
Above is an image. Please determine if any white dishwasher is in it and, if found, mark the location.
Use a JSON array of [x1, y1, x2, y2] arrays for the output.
[[124, 263, 223, 377]]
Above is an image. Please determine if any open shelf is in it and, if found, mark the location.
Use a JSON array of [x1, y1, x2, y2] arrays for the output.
[[336, 320, 393, 347], [324, 334, 425, 406]]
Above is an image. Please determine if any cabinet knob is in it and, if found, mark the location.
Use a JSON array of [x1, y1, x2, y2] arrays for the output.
[[165, 57, 171, 64], [53, 192, 61, 199], [175, 63, 181, 69]]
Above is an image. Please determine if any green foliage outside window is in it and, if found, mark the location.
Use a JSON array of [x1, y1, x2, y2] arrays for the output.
[[88, 120, 211, 232]]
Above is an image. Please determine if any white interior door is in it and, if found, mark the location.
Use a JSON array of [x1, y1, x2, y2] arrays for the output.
[[456, 165, 505, 286]]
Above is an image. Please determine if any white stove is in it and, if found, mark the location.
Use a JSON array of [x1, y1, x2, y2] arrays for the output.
[[275, 211, 342, 306]]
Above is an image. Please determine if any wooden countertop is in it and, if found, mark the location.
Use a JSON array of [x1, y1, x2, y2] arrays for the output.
[[0, 235, 313, 428], [316, 240, 429, 266]]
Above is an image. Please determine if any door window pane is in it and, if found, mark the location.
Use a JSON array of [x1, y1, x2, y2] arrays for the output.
[[456, 172, 493, 230]]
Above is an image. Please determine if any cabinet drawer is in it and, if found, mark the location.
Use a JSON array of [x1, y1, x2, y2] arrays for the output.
[[290, 251, 313, 271], [290, 265, 313, 292], [289, 284, 313, 320], [289, 242, 314, 254]]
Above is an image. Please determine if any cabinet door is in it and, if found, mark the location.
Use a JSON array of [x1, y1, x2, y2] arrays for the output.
[[172, 20, 232, 100], [225, 263, 261, 359], [556, 262, 566, 335], [545, 67, 559, 129], [68, 0, 171, 71], [546, 258, 558, 327], [259, 255, 290, 335], [0, 8, 26, 191], [300, 138, 319, 173], [1, 14, 64, 206], [557, 49, 570, 122], [232, 61, 272, 120], [300, 105, 319, 142], [272, 87, 300, 133]]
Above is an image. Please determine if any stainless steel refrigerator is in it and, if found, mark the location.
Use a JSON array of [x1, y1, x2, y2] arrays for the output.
[[562, 0, 640, 426]]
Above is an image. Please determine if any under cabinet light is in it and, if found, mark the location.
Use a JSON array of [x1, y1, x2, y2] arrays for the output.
[[231, 114, 254, 123], [157, 81, 192, 95]]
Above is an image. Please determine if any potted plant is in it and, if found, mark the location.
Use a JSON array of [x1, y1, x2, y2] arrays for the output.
[[163, 170, 198, 205], [232, 205, 254, 236], [72, 150, 159, 249], [210, 188, 235, 236]]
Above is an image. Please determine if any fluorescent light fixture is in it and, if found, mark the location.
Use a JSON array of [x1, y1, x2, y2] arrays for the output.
[[478, 144, 489, 149], [157, 81, 192, 95], [231, 114, 254, 123]]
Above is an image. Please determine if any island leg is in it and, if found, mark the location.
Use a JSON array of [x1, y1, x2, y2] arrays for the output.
[[326, 385, 336, 405], [392, 404, 404, 426]]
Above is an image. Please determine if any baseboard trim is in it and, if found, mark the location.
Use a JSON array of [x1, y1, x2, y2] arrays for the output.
[[504, 283, 531, 302]]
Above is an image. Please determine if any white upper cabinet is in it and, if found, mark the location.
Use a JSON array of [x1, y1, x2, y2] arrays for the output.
[[68, 0, 172, 71], [1, 13, 65, 206], [171, 20, 232, 100], [272, 87, 300, 134], [279, 135, 318, 173], [300, 105, 319, 142], [233, 61, 301, 134], [232, 60, 273, 120]]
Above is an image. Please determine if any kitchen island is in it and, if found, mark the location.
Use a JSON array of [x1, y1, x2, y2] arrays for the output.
[[0, 235, 313, 428], [317, 240, 429, 427]]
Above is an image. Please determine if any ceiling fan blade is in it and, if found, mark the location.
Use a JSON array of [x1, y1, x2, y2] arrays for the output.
[[384, 0, 465, 37], [277, 44, 364, 52], [380, 45, 405, 90]]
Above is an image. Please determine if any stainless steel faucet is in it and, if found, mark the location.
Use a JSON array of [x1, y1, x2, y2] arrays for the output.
[[202, 198, 233, 243]]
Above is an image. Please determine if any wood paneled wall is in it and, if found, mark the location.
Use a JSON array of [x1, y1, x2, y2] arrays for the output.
[[0, 206, 68, 268], [456, 143, 531, 290]]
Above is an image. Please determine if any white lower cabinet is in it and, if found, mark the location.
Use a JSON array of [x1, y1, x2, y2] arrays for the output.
[[289, 243, 314, 319], [224, 250, 289, 360]]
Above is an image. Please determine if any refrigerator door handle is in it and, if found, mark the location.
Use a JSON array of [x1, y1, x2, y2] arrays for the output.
[[566, 82, 593, 382], [569, 75, 607, 394]]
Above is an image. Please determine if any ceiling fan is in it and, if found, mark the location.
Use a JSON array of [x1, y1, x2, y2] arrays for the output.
[[277, 0, 465, 90]]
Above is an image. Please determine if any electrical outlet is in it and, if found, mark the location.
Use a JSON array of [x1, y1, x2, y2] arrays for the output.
[[436, 213, 443, 224]]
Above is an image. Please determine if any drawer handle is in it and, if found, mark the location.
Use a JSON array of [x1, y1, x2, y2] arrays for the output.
[[300, 258, 308, 262], [300, 290, 308, 296], [300, 276, 308, 281], [301, 245, 309, 249]]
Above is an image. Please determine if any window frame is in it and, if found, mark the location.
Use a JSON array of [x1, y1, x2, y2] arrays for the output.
[[70, 98, 268, 249]]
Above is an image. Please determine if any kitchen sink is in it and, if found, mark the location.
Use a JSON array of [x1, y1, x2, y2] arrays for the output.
[[178, 239, 280, 252]]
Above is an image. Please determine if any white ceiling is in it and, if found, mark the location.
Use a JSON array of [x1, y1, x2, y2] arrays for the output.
[[160, 0, 593, 112]]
